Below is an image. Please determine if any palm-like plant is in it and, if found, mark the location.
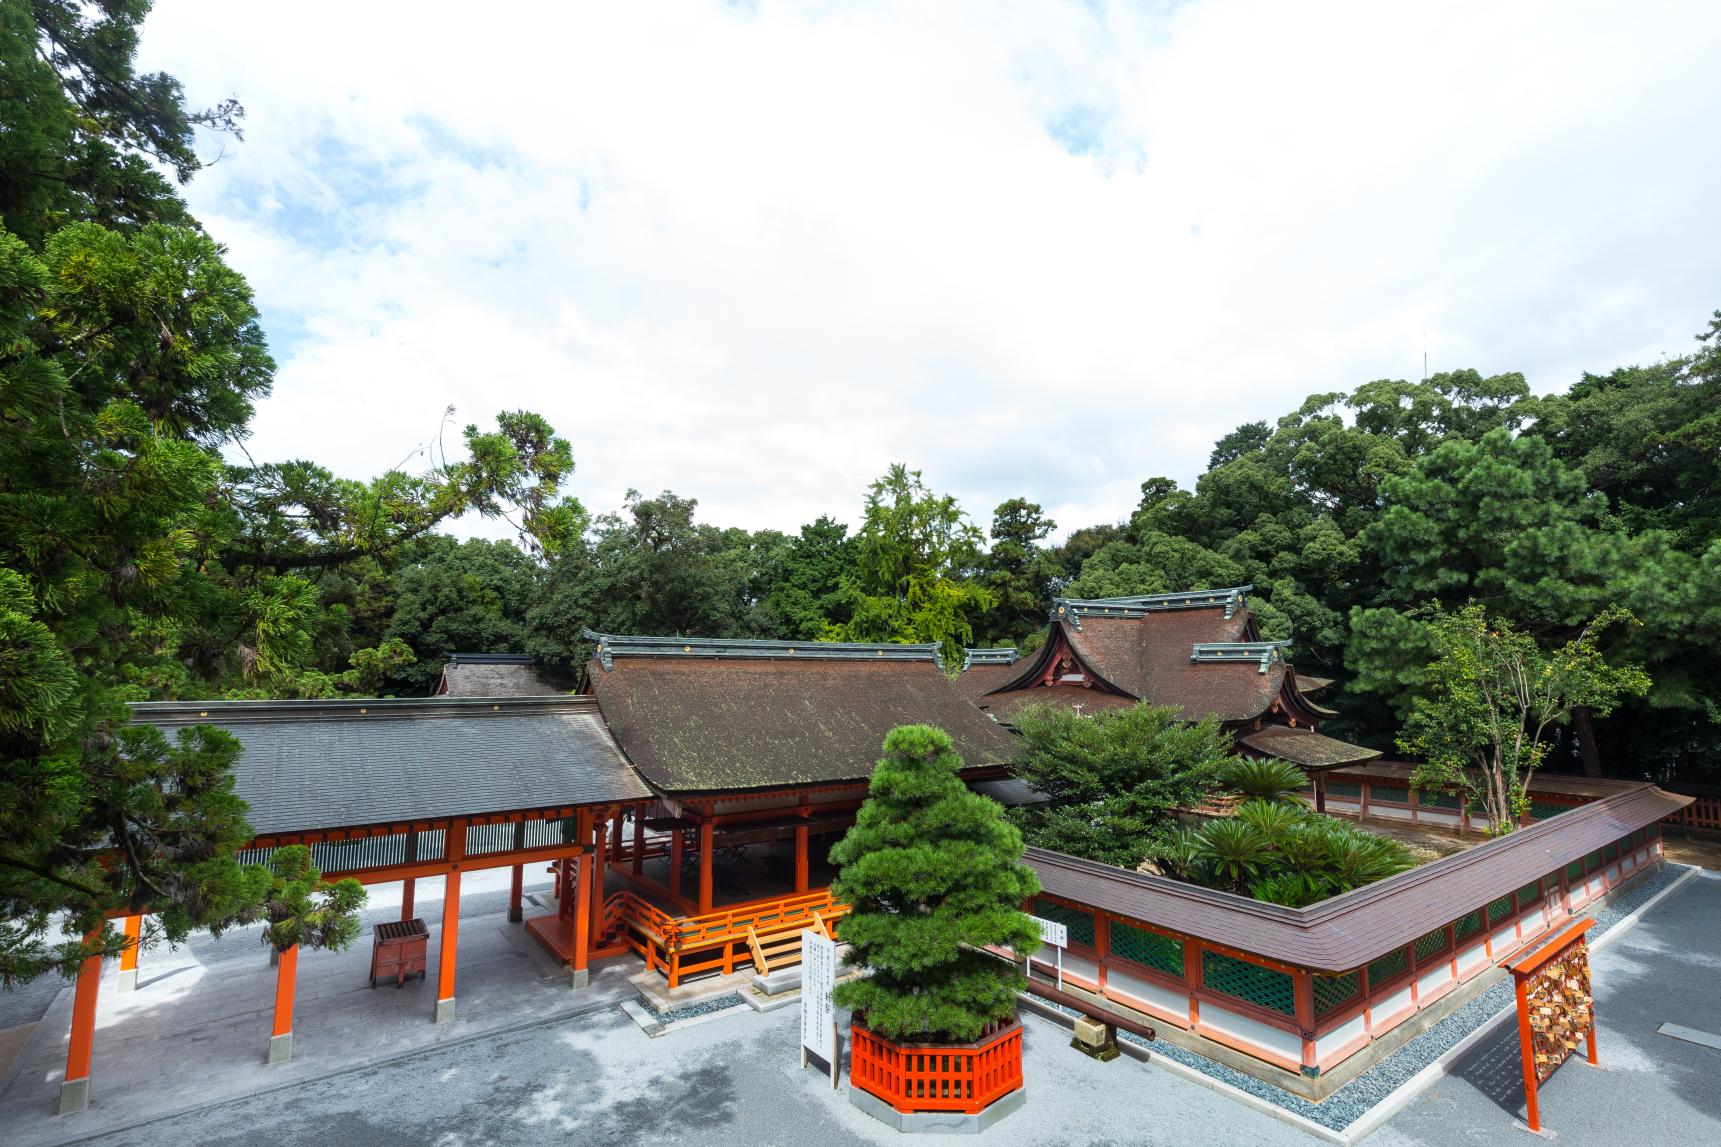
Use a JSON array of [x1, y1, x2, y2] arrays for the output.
[[1192, 819, 1271, 890], [1234, 798, 1304, 843], [1218, 757, 1311, 804]]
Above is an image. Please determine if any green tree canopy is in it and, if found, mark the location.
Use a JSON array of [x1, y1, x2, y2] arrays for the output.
[[830, 725, 1040, 1042]]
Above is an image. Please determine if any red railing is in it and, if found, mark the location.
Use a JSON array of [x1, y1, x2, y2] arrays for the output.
[[849, 1018, 1023, 1114], [1665, 792, 1721, 833], [604, 887, 849, 987]]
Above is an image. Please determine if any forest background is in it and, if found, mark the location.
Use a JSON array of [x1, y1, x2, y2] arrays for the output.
[[1, 2, 1716, 983]]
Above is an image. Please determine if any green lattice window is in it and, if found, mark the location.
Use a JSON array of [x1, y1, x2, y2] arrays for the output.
[[1566, 859, 1582, 880], [1313, 971, 1360, 1017], [1327, 781, 1361, 799], [1455, 910, 1484, 941], [1528, 801, 1568, 820], [1585, 850, 1602, 871], [1034, 899, 1096, 948], [1367, 947, 1409, 987], [1109, 922, 1183, 977], [1412, 927, 1450, 963], [1202, 952, 1296, 1017], [1487, 894, 1514, 923], [1420, 788, 1464, 811], [1603, 842, 1619, 863], [1370, 784, 1410, 805], [1516, 881, 1541, 909]]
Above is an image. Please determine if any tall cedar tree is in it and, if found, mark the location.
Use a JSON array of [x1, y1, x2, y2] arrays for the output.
[[830, 726, 1040, 1042]]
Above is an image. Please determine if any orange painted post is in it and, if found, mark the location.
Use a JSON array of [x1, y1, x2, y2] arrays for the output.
[[669, 824, 684, 901], [401, 876, 416, 921], [1515, 976, 1540, 1132], [268, 943, 298, 1063], [58, 931, 102, 1114], [591, 813, 609, 949], [508, 864, 524, 924], [116, 914, 142, 993], [435, 820, 466, 1023], [698, 816, 715, 915], [632, 804, 646, 876], [612, 807, 624, 865], [795, 822, 810, 894], [572, 843, 593, 989]]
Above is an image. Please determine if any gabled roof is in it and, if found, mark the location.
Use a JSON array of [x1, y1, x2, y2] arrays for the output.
[[437, 652, 570, 697], [1237, 725, 1382, 771], [582, 632, 1018, 796], [130, 696, 650, 836]]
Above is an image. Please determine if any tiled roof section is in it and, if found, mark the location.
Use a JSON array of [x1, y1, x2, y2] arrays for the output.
[[437, 653, 570, 697], [130, 696, 650, 836], [962, 647, 1019, 668], [1028, 783, 1691, 972], [585, 655, 1019, 796], [973, 684, 1139, 722], [1054, 586, 1252, 624], [1237, 726, 1382, 770], [1295, 674, 1335, 695], [1061, 609, 1286, 721]]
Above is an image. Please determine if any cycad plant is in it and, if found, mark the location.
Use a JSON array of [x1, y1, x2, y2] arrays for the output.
[[1218, 757, 1311, 804], [831, 725, 1042, 1042], [1149, 799, 1415, 906]]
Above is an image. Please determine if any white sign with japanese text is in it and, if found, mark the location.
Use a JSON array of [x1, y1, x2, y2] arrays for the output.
[[800, 929, 838, 1086]]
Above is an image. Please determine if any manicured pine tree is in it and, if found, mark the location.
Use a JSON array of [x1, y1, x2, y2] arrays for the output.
[[830, 725, 1041, 1042]]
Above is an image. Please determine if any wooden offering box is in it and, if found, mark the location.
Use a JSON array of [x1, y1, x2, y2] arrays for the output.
[[370, 918, 429, 988]]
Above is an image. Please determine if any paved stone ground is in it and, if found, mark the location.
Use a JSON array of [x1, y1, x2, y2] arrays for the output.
[[1382, 867, 1721, 1146], [6, 865, 1717, 1147]]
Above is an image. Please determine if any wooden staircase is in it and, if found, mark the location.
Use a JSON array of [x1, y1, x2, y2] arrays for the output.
[[746, 910, 833, 976]]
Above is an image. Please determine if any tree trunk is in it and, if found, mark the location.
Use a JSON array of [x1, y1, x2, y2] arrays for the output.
[[1570, 705, 1603, 778]]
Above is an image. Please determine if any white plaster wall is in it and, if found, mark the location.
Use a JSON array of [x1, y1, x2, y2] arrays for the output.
[[1520, 905, 1545, 933], [1315, 1013, 1367, 1060], [1457, 941, 1490, 978], [1370, 983, 1415, 1026], [1417, 963, 1454, 1000], [1199, 1002, 1303, 1062], [1104, 967, 1189, 1022], [1490, 924, 1518, 956]]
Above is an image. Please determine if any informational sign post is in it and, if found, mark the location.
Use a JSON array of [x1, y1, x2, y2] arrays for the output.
[[800, 928, 839, 1088], [1508, 917, 1597, 1135], [1028, 915, 1068, 991]]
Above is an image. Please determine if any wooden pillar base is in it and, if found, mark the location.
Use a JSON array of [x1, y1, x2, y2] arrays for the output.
[[57, 1077, 89, 1115], [267, 1031, 293, 1064], [116, 968, 137, 994], [507, 906, 524, 924]]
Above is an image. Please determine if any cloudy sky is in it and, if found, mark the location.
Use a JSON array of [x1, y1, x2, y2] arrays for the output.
[[138, 0, 1721, 541]]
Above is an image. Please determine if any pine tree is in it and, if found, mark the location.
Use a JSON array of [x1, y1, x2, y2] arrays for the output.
[[830, 725, 1040, 1042]]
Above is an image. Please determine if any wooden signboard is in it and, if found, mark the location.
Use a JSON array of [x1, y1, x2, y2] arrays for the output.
[[800, 927, 839, 1088], [1507, 917, 1597, 1135], [1029, 914, 1068, 990]]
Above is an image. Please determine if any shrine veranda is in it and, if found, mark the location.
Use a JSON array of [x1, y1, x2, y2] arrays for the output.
[[34, 592, 1699, 1121]]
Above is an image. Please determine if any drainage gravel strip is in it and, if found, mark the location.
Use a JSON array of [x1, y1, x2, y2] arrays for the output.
[[1040, 864, 1686, 1133], [648, 992, 747, 1025]]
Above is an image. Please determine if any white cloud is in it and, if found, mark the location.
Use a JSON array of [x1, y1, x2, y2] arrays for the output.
[[138, 0, 1721, 540]]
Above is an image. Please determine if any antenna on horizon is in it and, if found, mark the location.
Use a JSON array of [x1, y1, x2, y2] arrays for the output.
[[1423, 331, 1428, 381]]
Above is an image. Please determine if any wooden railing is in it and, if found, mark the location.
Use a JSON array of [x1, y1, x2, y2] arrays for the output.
[[1665, 790, 1721, 834], [604, 887, 849, 987], [849, 1018, 1023, 1114]]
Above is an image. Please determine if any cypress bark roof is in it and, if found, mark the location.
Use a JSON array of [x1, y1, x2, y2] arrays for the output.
[[437, 653, 570, 697], [582, 636, 1019, 796], [130, 696, 650, 835], [1237, 726, 1383, 770]]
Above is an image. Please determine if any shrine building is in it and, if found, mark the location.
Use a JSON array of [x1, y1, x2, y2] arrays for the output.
[[955, 586, 1381, 807]]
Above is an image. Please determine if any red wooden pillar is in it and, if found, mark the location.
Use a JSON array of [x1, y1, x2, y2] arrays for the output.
[[508, 864, 524, 924], [401, 877, 416, 921], [591, 812, 608, 947], [117, 914, 142, 993], [572, 818, 594, 989], [268, 944, 298, 1063], [698, 814, 715, 915], [794, 798, 810, 894], [632, 804, 646, 876], [669, 824, 685, 902], [611, 807, 624, 865], [1293, 969, 1318, 1075], [435, 820, 466, 1024], [58, 931, 102, 1114]]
